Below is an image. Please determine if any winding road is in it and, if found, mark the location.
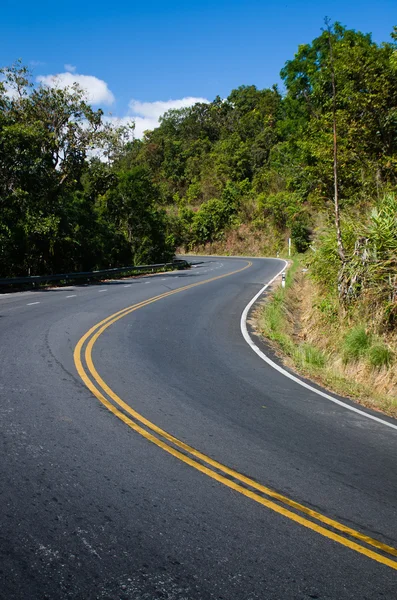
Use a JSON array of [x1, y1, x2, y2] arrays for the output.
[[0, 256, 396, 599]]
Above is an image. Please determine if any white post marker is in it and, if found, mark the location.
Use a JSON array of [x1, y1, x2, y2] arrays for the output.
[[288, 237, 291, 257], [281, 272, 286, 288]]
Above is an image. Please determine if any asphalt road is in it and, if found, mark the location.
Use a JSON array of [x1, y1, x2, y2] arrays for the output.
[[0, 256, 396, 599]]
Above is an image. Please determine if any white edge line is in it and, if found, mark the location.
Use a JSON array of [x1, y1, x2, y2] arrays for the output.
[[240, 260, 397, 432], [66, 295, 76, 298], [27, 301, 40, 306]]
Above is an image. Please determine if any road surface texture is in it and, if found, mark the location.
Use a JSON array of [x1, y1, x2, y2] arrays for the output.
[[0, 256, 396, 599]]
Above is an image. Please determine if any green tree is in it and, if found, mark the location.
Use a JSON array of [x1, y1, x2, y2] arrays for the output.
[[104, 166, 174, 264]]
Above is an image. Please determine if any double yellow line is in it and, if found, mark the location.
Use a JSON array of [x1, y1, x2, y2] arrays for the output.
[[73, 263, 397, 571]]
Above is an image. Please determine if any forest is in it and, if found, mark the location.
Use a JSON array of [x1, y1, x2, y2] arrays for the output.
[[1, 23, 397, 332]]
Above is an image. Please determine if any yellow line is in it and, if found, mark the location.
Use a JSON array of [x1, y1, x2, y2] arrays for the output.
[[74, 260, 252, 356], [73, 262, 397, 571], [82, 279, 397, 559], [86, 327, 397, 559]]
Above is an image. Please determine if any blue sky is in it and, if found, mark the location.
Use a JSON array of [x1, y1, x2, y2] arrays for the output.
[[2, 1, 396, 136]]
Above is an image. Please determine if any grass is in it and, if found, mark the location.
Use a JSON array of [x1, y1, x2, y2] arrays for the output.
[[255, 257, 397, 418], [342, 327, 371, 363], [295, 344, 327, 369], [263, 300, 284, 336], [183, 222, 289, 258], [341, 328, 394, 370], [259, 258, 300, 356], [368, 344, 394, 368]]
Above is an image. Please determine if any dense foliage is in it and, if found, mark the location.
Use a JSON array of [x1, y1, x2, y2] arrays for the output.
[[2, 21, 397, 328], [124, 22, 396, 328], [0, 63, 174, 276], [119, 24, 397, 264]]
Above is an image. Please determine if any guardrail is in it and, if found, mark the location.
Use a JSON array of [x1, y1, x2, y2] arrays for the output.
[[0, 259, 190, 288]]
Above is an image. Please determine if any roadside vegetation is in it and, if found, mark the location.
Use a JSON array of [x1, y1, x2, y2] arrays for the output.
[[256, 252, 397, 418], [0, 64, 175, 277], [3, 23, 397, 274], [2, 21, 397, 405]]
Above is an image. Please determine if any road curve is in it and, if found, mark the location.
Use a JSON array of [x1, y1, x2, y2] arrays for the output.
[[0, 256, 396, 599]]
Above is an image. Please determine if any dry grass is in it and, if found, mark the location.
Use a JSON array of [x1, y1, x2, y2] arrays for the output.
[[183, 223, 286, 257], [255, 265, 397, 419]]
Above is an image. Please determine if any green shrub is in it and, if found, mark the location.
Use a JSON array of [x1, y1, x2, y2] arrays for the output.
[[295, 344, 326, 368], [368, 344, 393, 369], [307, 221, 356, 292], [257, 191, 301, 231], [190, 185, 240, 245], [342, 326, 371, 363], [303, 344, 326, 368], [367, 193, 397, 258], [291, 217, 311, 253], [314, 295, 339, 322]]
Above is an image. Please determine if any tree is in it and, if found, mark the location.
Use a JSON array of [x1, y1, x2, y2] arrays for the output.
[[0, 62, 168, 276], [324, 17, 345, 263], [104, 166, 174, 264]]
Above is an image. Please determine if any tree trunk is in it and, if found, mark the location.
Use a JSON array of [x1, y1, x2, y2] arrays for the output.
[[327, 21, 345, 265]]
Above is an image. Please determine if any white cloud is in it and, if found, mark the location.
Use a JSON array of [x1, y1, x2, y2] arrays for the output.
[[64, 64, 76, 73], [0, 77, 19, 100], [4, 87, 18, 99], [88, 96, 209, 161], [102, 115, 136, 135], [128, 96, 209, 138], [36, 71, 115, 105], [102, 96, 209, 140], [129, 97, 209, 120]]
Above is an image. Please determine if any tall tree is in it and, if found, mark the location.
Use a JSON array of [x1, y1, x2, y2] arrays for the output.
[[324, 17, 345, 263]]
